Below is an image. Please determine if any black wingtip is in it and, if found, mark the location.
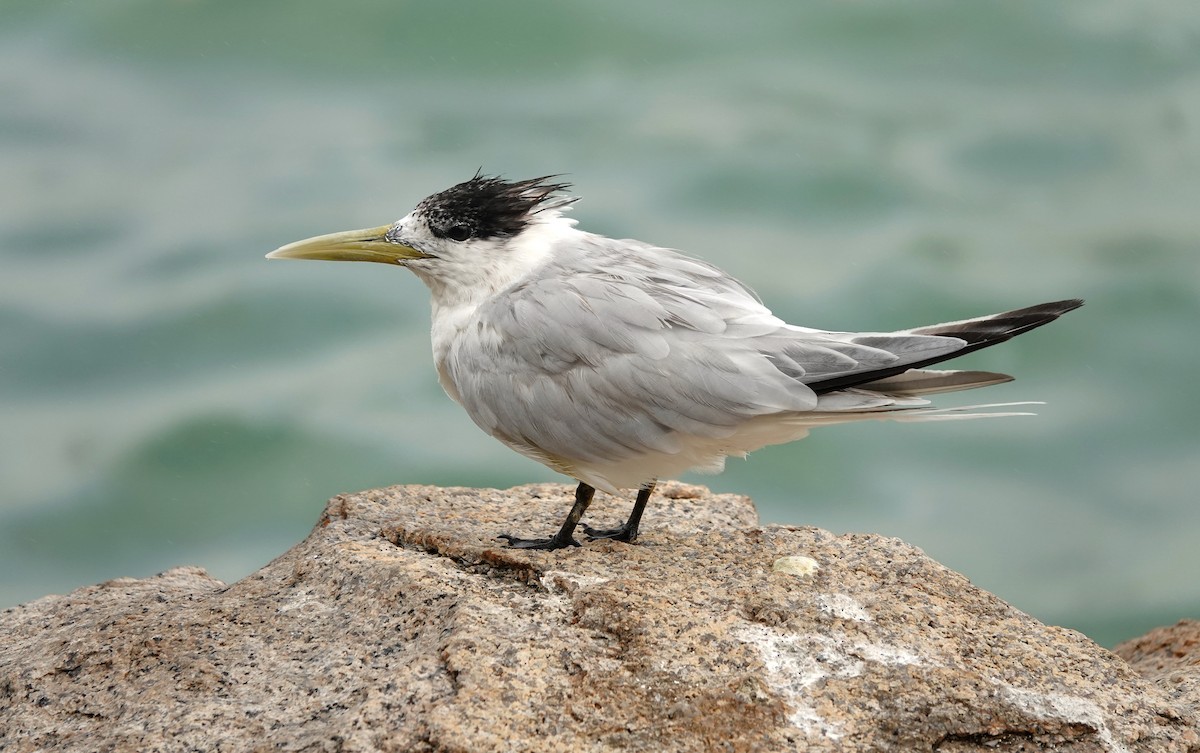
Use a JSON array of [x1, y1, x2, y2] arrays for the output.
[[808, 298, 1083, 395], [1021, 298, 1085, 317], [910, 298, 1084, 344]]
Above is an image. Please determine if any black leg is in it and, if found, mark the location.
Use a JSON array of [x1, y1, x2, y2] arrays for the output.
[[583, 481, 656, 543], [499, 482, 595, 550]]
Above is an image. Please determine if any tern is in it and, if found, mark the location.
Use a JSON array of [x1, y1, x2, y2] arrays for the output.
[[268, 174, 1081, 550]]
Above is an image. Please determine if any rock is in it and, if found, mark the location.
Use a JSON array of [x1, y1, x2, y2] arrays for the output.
[[1, 482, 1196, 752], [1115, 620, 1200, 721]]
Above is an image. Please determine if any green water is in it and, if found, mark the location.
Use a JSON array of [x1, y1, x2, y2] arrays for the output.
[[3, 1, 1198, 647]]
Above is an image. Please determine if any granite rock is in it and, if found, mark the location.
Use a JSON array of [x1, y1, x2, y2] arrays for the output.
[[1, 482, 1196, 752], [1115, 619, 1200, 722]]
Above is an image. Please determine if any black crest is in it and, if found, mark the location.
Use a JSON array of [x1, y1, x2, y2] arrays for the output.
[[415, 173, 575, 241]]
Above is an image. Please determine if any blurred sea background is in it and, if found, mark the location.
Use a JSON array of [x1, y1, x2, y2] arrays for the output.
[[2, 1, 1198, 647]]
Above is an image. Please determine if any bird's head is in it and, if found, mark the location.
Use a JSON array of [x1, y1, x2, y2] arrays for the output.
[[267, 174, 578, 298]]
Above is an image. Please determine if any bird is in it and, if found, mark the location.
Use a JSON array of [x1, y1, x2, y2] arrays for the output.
[[267, 174, 1082, 550]]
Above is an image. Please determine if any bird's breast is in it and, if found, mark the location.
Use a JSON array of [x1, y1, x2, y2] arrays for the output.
[[429, 297, 511, 407], [429, 301, 479, 405]]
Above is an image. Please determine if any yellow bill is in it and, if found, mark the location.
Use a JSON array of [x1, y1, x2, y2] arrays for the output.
[[266, 225, 431, 265]]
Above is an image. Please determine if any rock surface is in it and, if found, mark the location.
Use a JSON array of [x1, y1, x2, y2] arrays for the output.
[[1115, 620, 1200, 723], [1, 482, 1197, 752]]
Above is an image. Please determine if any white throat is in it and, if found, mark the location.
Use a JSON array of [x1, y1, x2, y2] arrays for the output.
[[413, 214, 579, 313]]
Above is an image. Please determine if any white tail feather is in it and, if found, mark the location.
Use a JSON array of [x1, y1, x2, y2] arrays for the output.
[[890, 401, 1043, 422], [860, 369, 1014, 396]]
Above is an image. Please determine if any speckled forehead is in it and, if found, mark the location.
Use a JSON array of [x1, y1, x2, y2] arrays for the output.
[[412, 176, 572, 241]]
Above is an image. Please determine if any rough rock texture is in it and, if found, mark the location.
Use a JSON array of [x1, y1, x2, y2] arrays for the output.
[[1, 482, 1197, 752], [1115, 620, 1200, 723]]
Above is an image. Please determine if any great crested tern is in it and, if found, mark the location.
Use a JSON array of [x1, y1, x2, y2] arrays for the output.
[[268, 174, 1081, 550]]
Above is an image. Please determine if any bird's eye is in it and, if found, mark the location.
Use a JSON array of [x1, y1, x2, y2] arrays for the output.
[[446, 224, 472, 242]]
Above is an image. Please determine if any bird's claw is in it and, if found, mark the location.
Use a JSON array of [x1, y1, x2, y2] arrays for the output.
[[498, 533, 581, 550]]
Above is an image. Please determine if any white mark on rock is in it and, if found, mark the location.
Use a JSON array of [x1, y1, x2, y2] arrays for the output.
[[772, 555, 819, 577], [733, 622, 932, 740], [733, 624, 854, 739], [854, 642, 922, 666], [276, 590, 333, 615], [1001, 686, 1132, 753], [816, 593, 870, 622]]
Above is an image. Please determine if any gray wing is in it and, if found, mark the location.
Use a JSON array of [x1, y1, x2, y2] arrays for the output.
[[444, 235, 966, 464]]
